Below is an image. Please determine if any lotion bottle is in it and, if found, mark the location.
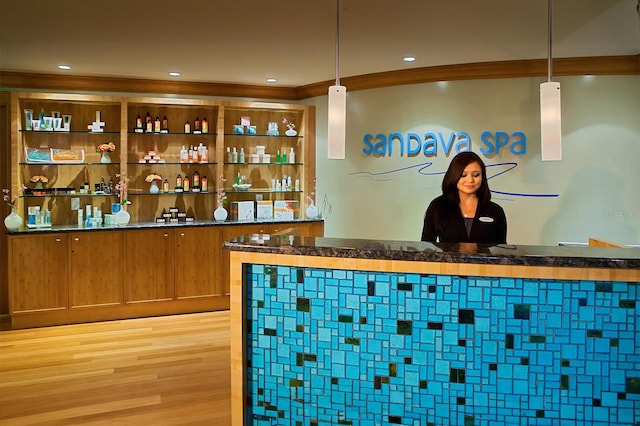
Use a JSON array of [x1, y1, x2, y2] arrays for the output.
[[180, 145, 188, 163], [239, 147, 245, 164], [289, 147, 295, 164]]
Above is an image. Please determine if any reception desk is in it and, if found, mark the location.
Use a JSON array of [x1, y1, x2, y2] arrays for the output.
[[225, 237, 640, 425]]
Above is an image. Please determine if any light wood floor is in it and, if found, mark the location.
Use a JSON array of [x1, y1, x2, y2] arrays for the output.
[[0, 311, 231, 426]]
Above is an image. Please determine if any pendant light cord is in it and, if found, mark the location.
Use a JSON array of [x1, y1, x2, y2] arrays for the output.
[[335, 0, 341, 86], [547, 0, 553, 82]]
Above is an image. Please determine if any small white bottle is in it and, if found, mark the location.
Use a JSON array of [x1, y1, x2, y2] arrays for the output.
[[180, 145, 188, 163], [232, 147, 238, 163], [289, 147, 295, 164], [226, 146, 231, 163], [239, 147, 245, 164]]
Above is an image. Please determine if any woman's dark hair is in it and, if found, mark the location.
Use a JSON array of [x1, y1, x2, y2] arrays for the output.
[[441, 151, 491, 205]]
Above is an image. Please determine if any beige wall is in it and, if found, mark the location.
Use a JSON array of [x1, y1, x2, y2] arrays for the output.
[[310, 75, 640, 246]]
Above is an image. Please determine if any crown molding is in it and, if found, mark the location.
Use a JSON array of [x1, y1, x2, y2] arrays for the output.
[[1, 55, 637, 101]]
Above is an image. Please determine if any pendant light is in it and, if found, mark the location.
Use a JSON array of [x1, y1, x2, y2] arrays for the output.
[[540, 0, 562, 161], [328, 0, 346, 159]]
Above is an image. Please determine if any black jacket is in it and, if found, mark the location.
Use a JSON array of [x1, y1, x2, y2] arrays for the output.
[[421, 195, 507, 244]]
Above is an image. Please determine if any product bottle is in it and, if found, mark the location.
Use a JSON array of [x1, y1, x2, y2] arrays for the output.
[[199, 143, 208, 162], [201, 175, 208, 192], [202, 117, 208, 134], [84, 181, 90, 194], [163, 179, 169, 193], [145, 112, 153, 132], [194, 117, 201, 132], [232, 147, 238, 163], [180, 145, 188, 163], [193, 171, 200, 189], [191, 145, 198, 163], [176, 174, 183, 191], [154, 116, 161, 133], [135, 114, 143, 129], [184, 120, 191, 134], [239, 147, 245, 164], [235, 172, 241, 185], [183, 175, 190, 192], [161, 116, 169, 132], [282, 149, 287, 163], [226, 147, 232, 163], [275, 149, 281, 164], [289, 147, 295, 164]]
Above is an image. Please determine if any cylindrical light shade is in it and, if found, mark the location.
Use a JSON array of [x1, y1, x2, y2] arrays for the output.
[[328, 85, 347, 159], [540, 81, 562, 161]]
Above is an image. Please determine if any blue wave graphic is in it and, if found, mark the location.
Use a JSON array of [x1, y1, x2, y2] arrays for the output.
[[349, 161, 559, 199]]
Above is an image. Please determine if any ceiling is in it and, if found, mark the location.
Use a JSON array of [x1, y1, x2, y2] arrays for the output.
[[1, 0, 639, 88]]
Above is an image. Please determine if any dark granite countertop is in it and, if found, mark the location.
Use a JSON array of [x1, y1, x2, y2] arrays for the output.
[[5, 218, 323, 235], [223, 235, 640, 269]]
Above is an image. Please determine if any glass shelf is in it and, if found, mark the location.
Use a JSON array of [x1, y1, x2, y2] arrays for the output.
[[127, 162, 217, 166], [21, 193, 118, 199], [128, 131, 217, 137], [128, 191, 215, 196], [20, 162, 121, 166], [226, 189, 303, 194], [20, 130, 120, 135], [224, 133, 303, 139], [224, 162, 302, 166]]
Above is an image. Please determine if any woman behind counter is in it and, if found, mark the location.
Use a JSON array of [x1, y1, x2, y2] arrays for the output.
[[421, 151, 507, 244]]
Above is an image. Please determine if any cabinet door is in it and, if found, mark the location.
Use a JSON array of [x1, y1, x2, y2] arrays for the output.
[[69, 231, 124, 308], [8, 234, 68, 313], [124, 229, 175, 303], [175, 227, 219, 298]]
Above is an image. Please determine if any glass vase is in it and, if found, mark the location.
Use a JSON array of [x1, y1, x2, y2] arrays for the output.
[[214, 204, 228, 222], [4, 207, 23, 231], [100, 151, 111, 163]]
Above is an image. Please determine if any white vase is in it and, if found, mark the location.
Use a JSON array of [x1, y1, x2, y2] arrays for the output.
[[4, 207, 23, 231], [285, 128, 297, 137], [149, 181, 159, 194], [100, 151, 111, 163], [214, 205, 228, 222], [115, 208, 130, 226], [305, 203, 318, 219]]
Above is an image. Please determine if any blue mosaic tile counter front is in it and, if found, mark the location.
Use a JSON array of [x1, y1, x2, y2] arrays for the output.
[[245, 265, 639, 425]]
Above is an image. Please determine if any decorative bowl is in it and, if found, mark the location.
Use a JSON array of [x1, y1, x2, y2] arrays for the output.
[[232, 183, 252, 192]]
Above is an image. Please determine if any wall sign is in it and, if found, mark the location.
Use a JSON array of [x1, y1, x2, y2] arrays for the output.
[[362, 131, 527, 157]]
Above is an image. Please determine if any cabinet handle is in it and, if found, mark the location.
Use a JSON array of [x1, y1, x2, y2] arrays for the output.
[[179, 232, 185, 237], [164, 233, 169, 238], [55, 238, 62, 242], [74, 237, 80, 241]]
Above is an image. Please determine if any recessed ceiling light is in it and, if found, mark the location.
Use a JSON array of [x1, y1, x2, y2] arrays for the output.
[[58, 65, 71, 70], [266, 78, 277, 83], [169, 72, 181, 77], [403, 56, 416, 62]]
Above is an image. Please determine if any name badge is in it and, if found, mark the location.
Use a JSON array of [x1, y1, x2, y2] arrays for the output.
[[479, 216, 494, 223]]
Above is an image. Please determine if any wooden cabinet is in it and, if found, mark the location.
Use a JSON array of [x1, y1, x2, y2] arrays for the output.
[[11, 93, 316, 227], [124, 229, 174, 303], [175, 227, 220, 299], [69, 231, 124, 308], [12, 93, 123, 227], [8, 234, 68, 314], [124, 99, 220, 223], [7, 221, 321, 328]]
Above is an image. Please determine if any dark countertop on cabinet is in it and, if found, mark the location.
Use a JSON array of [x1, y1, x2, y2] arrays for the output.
[[223, 236, 640, 269], [5, 218, 323, 235]]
